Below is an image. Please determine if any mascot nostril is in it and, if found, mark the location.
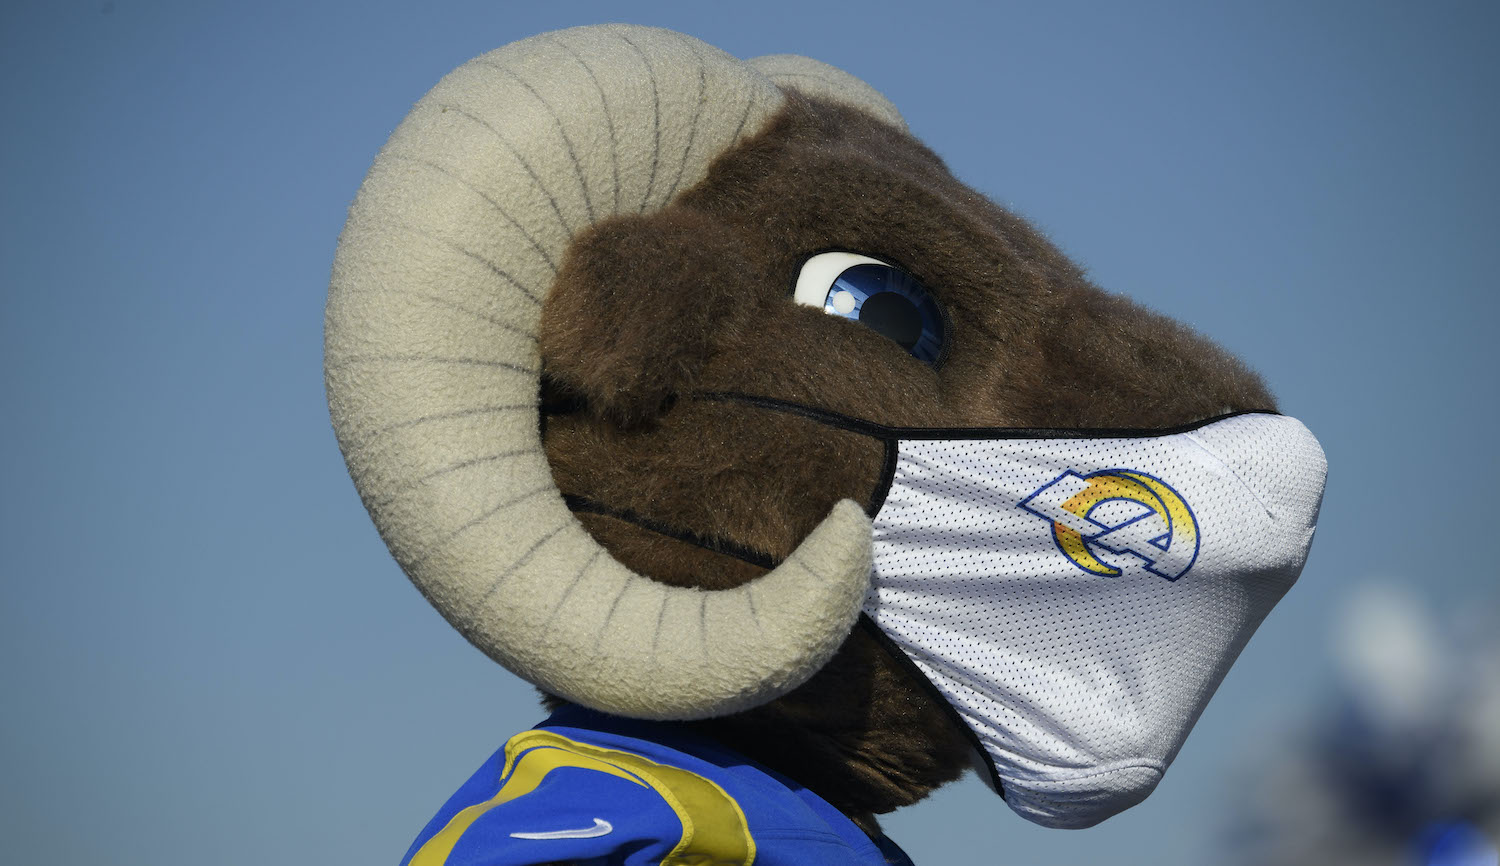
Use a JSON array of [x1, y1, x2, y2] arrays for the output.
[[327, 23, 1327, 863]]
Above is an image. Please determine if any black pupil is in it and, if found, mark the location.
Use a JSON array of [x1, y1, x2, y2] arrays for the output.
[[858, 292, 922, 349]]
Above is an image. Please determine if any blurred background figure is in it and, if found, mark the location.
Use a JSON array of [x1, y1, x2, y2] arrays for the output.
[[1223, 583, 1500, 866]]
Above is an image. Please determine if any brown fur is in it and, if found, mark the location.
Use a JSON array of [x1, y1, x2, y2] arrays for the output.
[[538, 92, 1275, 833]]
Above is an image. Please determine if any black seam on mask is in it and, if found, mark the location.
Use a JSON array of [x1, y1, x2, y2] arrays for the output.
[[695, 392, 1278, 440], [563, 494, 782, 571], [856, 614, 1006, 800], [868, 438, 899, 518]]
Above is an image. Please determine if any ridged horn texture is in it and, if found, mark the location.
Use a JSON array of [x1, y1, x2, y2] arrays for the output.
[[748, 54, 906, 130], [325, 25, 877, 720]]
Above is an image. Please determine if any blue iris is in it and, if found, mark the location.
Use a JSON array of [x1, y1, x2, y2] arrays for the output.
[[822, 263, 947, 365]]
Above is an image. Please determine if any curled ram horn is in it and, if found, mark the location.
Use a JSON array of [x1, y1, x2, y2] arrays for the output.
[[325, 24, 878, 719]]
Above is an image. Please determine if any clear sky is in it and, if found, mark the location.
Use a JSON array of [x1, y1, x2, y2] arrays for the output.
[[2, 2, 1495, 864]]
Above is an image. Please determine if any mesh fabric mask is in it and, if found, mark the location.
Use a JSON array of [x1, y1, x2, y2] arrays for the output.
[[711, 394, 1327, 829]]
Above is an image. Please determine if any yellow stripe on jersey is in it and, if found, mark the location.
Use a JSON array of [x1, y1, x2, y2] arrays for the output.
[[407, 737, 645, 866], [408, 729, 756, 866]]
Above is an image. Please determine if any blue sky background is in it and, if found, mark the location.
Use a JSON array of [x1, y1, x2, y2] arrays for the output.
[[2, 2, 1495, 864]]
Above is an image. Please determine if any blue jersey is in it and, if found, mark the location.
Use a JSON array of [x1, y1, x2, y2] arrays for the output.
[[400, 706, 915, 865]]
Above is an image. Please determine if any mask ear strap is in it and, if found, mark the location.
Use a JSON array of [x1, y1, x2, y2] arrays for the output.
[[693, 391, 899, 438], [855, 614, 1007, 799], [688, 391, 902, 518]]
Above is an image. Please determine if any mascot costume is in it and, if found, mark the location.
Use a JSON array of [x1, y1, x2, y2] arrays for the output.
[[326, 24, 1327, 865]]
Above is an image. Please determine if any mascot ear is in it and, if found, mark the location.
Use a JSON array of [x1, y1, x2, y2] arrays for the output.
[[748, 54, 907, 130], [326, 25, 879, 720]]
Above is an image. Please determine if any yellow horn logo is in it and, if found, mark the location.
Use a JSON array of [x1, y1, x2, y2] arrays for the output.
[[1018, 469, 1200, 580]]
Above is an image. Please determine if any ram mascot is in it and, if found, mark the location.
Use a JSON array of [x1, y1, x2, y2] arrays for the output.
[[326, 24, 1327, 866]]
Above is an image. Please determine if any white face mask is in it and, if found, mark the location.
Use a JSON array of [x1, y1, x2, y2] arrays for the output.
[[719, 396, 1327, 829]]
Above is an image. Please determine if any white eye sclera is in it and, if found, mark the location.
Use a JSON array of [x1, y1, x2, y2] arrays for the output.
[[793, 251, 948, 366]]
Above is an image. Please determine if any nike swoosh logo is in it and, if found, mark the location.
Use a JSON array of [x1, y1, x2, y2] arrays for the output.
[[509, 818, 614, 840]]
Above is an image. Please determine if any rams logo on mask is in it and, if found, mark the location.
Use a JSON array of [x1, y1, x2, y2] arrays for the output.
[[1019, 469, 1200, 581]]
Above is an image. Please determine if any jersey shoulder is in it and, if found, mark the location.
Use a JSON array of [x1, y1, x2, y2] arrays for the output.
[[400, 711, 908, 866], [401, 726, 756, 866]]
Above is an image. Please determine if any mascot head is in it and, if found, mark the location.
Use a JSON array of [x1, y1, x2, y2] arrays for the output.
[[327, 24, 1325, 831]]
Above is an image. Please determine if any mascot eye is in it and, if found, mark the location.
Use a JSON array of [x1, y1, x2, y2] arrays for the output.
[[794, 251, 948, 365]]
